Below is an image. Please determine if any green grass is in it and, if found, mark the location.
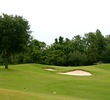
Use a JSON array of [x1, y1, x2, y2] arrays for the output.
[[0, 63, 110, 100]]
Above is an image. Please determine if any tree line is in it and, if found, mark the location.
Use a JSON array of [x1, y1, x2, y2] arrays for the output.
[[31, 29, 110, 66], [5, 29, 110, 66], [0, 13, 110, 68]]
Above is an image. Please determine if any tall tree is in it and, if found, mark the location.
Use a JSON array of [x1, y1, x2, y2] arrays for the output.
[[0, 14, 31, 69], [84, 32, 98, 64], [95, 29, 105, 60], [59, 36, 64, 45]]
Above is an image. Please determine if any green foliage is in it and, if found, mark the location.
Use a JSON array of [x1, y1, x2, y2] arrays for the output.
[[43, 29, 110, 66], [12, 29, 110, 66], [0, 14, 31, 68], [0, 16, 110, 67], [102, 35, 110, 63], [68, 51, 87, 66]]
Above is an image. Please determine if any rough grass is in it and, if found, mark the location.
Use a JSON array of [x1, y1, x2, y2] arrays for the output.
[[0, 64, 110, 100]]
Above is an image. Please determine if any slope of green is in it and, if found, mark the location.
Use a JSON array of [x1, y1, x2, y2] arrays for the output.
[[0, 64, 110, 100]]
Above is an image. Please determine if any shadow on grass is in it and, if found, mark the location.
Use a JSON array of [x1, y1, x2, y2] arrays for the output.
[[0, 66, 19, 72]]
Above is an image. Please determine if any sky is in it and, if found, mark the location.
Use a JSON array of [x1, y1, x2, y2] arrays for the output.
[[0, 0, 110, 44]]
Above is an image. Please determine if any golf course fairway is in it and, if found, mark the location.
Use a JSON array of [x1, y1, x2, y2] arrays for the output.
[[0, 64, 110, 100]]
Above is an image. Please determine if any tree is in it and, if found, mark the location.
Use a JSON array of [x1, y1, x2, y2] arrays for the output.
[[0, 14, 31, 69], [73, 35, 85, 52], [83, 32, 98, 64], [28, 39, 46, 63], [59, 36, 64, 45], [54, 38, 58, 44], [95, 29, 105, 60], [102, 35, 110, 63]]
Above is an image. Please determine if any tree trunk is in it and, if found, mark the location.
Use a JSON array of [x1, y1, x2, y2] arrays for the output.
[[4, 51, 9, 69], [5, 55, 8, 69]]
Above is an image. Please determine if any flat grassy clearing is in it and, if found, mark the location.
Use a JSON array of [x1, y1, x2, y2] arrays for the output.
[[0, 64, 110, 100]]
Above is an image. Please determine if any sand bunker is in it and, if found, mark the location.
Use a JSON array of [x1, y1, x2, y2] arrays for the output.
[[59, 70, 92, 76], [45, 68, 56, 71]]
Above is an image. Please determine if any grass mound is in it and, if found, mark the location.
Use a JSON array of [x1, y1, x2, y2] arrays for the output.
[[0, 64, 110, 100]]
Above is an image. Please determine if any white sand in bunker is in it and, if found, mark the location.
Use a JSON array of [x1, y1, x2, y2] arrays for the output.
[[59, 70, 92, 76], [45, 68, 56, 71]]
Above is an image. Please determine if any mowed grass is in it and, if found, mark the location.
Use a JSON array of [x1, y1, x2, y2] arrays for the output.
[[0, 64, 110, 100]]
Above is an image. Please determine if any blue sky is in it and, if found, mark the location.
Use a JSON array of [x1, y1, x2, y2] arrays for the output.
[[0, 0, 110, 44]]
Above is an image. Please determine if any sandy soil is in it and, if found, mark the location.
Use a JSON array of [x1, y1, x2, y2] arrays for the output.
[[45, 68, 56, 71], [59, 70, 92, 76]]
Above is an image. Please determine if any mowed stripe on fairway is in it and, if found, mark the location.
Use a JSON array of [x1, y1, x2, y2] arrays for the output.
[[0, 88, 86, 100]]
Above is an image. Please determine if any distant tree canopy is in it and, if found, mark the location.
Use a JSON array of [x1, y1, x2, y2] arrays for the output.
[[0, 14, 31, 69], [0, 13, 110, 67], [10, 29, 110, 66]]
